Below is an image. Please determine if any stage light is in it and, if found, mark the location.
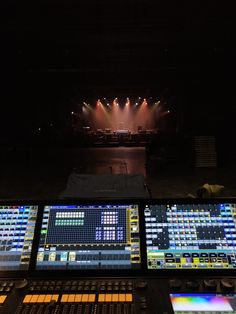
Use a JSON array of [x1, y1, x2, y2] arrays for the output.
[[97, 99, 101, 107], [125, 97, 130, 106], [38, 128, 41, 131], [71, 111, 74, 115], [113, 98, 118, 106]]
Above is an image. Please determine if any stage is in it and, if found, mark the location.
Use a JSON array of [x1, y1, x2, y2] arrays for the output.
[[79, 127, 159, 147], [69, 97, 171, 147]]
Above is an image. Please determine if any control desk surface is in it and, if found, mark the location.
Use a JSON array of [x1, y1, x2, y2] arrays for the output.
[[0, 199, 235, 314]]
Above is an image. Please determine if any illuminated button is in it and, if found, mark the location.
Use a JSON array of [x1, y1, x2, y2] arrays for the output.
[[125, 294, 133, 302], [61, 294, 69, 302], [68, 294, 75, 303], [118, 294, 126, 302], [88, 294, 96, 302], [0, 295, 7, 304], [98, 294, 105, 302], [23, 295, 32, 303], [105, 294, 112, 302], [37, 295, 46, 303], [44, 295, 52, 303], [112, 294, 119, 302], [51, 295, 59, 302], [75, 294, 82, 302], [81, 294, 89, 302], [30, 295, 39, 303]]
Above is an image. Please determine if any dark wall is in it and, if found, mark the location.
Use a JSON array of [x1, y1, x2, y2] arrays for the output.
[[2, 1, 236, 139]]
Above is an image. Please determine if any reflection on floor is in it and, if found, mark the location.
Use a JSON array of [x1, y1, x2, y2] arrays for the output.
[[0, 147, 235, 199]]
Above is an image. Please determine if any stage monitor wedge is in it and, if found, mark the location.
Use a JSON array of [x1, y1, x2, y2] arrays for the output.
[[36, 203, 141, 270], [145, 202, 236, 270], [0, 205, 38, 271]]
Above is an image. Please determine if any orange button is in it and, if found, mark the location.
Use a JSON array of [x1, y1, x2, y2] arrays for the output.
[[105, 294, 112, 302], [81, 294, 89, 302], [61, 294, 69, 303], [118, 294, 126, 302], [37, 295, 45, 303], [88, 294, 96, 302], [68, 294, 75, 303], [98, 294, 105, 302], [112, 294, 119, 302], [44, 295, 52, 303], [23, 295, 32, 304], [125, 294, 133, 302], [75, 294, 82, 302], [30, 295, 39, 303], [51, 295, 59, 302], [0, 295, 7, 304]]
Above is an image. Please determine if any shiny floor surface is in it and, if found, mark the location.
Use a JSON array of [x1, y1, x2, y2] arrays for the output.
[[0, 147, 235, 199]]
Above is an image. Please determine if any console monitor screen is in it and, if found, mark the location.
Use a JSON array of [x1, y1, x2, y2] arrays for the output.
[[0, 205, 38, 271], [145, 203, 236, 269], [36, 204, 141, 270], [170, 293, 236, 313]]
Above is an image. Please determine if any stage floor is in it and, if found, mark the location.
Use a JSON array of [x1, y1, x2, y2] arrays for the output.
[[0, 147, 235, 199]]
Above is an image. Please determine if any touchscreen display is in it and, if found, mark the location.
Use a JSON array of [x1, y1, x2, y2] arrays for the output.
[[170, 293, 236, 313], [0, 205, 38, 270], [145, 203, 236, 270], [36, 204, 141, 270]]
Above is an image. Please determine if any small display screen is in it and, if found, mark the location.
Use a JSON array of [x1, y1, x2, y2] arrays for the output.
[[36, 204, 141, 270], [145, 203, 236, 270], [0, 205, 38, 271], [170, 293, 236, 313]]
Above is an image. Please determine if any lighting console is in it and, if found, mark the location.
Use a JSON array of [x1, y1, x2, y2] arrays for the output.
[[0, 199, 235, 313]]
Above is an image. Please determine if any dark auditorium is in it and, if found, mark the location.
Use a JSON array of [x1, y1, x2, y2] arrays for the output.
[[1, 1, 236, 313]]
